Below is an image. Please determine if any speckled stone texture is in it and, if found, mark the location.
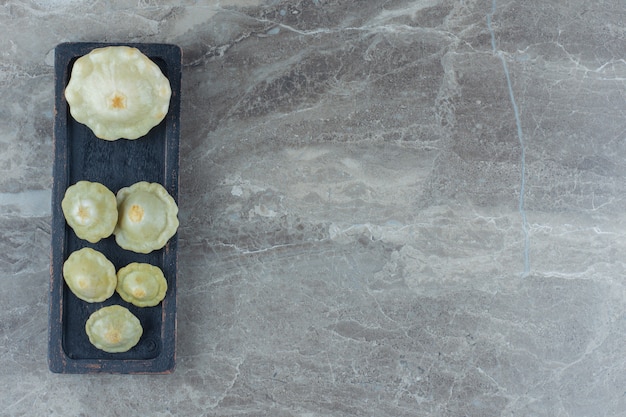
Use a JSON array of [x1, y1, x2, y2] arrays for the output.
[[1, 0, 625, 416]]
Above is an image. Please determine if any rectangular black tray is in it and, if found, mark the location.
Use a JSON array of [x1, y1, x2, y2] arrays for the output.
[[49, 42, 181, 374]]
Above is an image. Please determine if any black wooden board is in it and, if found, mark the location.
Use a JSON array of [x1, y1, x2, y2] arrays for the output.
[[49, 42, 181, 374]]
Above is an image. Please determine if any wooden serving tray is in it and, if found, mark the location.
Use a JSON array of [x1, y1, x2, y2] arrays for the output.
[[49, 42, 181, 374]]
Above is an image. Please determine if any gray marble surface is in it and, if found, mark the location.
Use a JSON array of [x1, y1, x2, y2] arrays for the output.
[[1, 0, 625, 415]]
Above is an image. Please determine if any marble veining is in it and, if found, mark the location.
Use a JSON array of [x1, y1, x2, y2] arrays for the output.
[[1, 0, 625, 416], [487, 0, 530, 277]]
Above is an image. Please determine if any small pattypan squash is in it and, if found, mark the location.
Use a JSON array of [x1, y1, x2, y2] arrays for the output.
[[117, 262, 168, 307], [85, 305, 143, 353], [61, 180, 117, 243], [62, 247, 117, 303], [114, 181, 179, 253]]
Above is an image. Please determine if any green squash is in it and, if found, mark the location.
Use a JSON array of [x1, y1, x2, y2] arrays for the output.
[[85, 305, 143, 353], [64, 46, 171, 141]]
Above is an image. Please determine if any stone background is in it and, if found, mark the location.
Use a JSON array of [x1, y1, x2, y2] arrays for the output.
[[1, 0, 625, 416]]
